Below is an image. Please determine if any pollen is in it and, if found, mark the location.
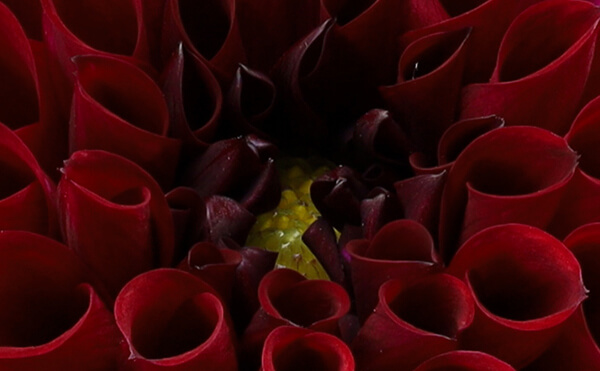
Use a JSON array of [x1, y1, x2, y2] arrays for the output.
[[246, 158, 332, 280]]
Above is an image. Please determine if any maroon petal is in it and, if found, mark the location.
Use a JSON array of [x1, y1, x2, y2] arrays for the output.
[[310, 165, 369, 229], [165, 187, 204, 261], [394, 171, 447, 237], [460, 0, 600, 134], [161, 0, 245, 82], [447, 224, 586, 368], [437, 115, 504, 165], [114, 268, 236, 370], [236, 0, 324, 71], [360, 187, 403, 240], [0, 122, 57, 237], [70, 54, 180, 189], [242, 269, 350, 368], [380, 27, 470, 160], [41, 0, 150, 75], [413, 351, 515, 371], [346, 219, 441, 322], [302, 218, 346, 285], [261, 326, 355, 371], [439, 126, 577, 262], [523, 307, 600, 370], [352, 274, 475, 371], [58, 150, 175, 299], [1, 0, 43, 40], [400, 0, 547, 83], [224, 64, 276, 138], [563, 222, 600, 343], [0, 231, 120, 370], [199, 195, 256, 245], [160, 45, 222, 154], [177, 241, 242, 304]]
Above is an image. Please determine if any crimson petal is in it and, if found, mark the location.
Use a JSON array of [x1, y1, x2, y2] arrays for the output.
[[345, 219, 441, 322], [58, 150, 175, 299], [380, 27, 470, 161], [447, 224, 586, 368], [439, 126, 577, 262], [459, 0, 600, 135], [70, 54, 180, 189], [1, 0, 43, 40], [413, 351, 515, 371], [161, 0, 245, 82], [351, 274, 475, 371], [0, 231, 120, 370], [114, 269, 236, 370], [302, 218, 346, 285], [260, 326, 354, 371]]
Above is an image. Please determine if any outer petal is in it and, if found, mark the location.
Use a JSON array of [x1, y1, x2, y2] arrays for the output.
[[242, 269, 350, 368], [413, 351, 515, 371], [0, 231, 120, 370], [58, 150, 175, 299], [401, 0, 546, 83], [351, 274, 475, 371], [114, 269, 236, 371], [161, 0, 245, 82], [447, 224, 586, 368], [70, 54, 180, 189], [459, 0, 600, 134], [0, 122, 57, 237], [261, 326, 354, 371], [1, 0, 43, 40], [439, 126, 577, 262], [380, 27, 470, 160], [345, 219, 441, 322]]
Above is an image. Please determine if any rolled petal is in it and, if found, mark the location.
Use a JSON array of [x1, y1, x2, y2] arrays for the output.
[[177, 241, 242, 304], [1, 0, 43, 40], [459, 0, 600, 134], [261, 326, 354, 371], [0, 122, 57, 236], [242, 268, 350, 368], [563, 222, 600, 343], [439, 126, 577, 262], [380, 27, 470, 160], [165, 187, 204, 261], [303, 218, 346, 285], [360, 187, 403, 240], [401, 0, 548, 83], [70, 54, 180, 189], [114, 268, 236, 370], [160, 45, 222, 154], [161, 0, 245, 82], [198, 195, 256, 245], [447, 224, 586, 368], [345, 219, 441, 322], [352, 274, 475, 371], [0, 231, 120, 370], [413, 351, 515, 371], [41, 0, 150, 75], [58, 150, 175, 299]]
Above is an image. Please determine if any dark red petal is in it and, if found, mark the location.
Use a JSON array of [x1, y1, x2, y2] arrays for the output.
[[160, 45, 222, 154], [70, 54, 180, 189], [0, 231, 120, 370], [161, 0, 245, 82], [178, 241, 242, 304], [413, 351, 515, 371], [261, 327, 355, 371], [114, 269, 236, 370], [165, 187, 204, 261], [1, 0, 43, 40], [303, 218, 346, 285], [199, 195, 256, 245], [447, 224, 586, 368], [460, 0, 600, 134], [58, 150, 175, 299], [346, 219, 441, 322], [242, 269, 350, 368], [0, 123, 57, 237], [223, 64, 276, 138], [236, 0, 324, 71], [360, 187, 403, 240], [394, 171, 446, 240], [439, 126, 577, 262], [41, 0, 150, 75], [380, 27, 470, 160], [563, 222, 600, 343], [524, 307, 600, 370], [352, 274, 474, 371], [401, 0, 547, 83]]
